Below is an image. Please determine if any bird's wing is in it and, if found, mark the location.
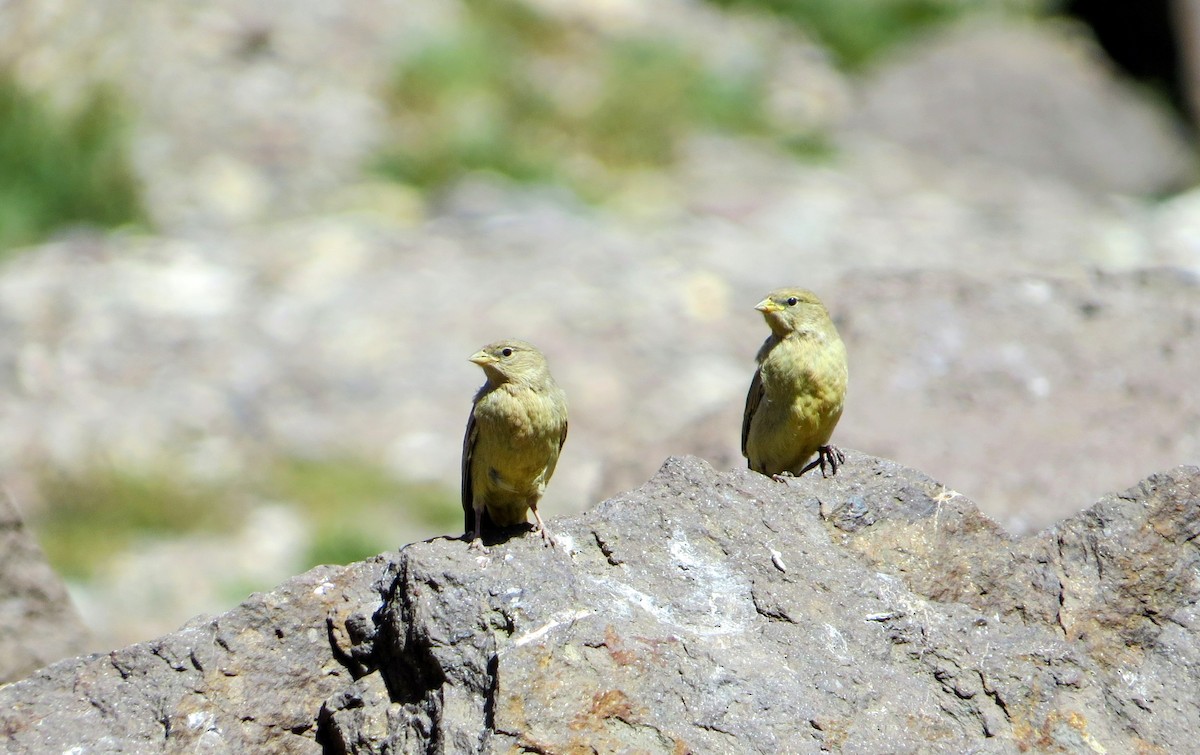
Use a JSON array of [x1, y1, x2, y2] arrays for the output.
[[538, 417, 569, 489], [461, 407, 479, 534], [741, 366, 763, 459]]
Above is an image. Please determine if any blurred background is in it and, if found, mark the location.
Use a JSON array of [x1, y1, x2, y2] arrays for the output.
[[1, 0, 1198, 655]]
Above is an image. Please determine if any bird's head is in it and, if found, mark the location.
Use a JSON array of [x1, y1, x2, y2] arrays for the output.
[[755, 288, 832, 338], [470, 339, 552, 386]]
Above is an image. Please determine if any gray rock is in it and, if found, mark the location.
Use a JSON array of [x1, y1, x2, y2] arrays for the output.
[[0, 492, 88, 683], [851, 21, 1197, 195], [0, 555, 393, 753], [3, 454, 1198, 752]]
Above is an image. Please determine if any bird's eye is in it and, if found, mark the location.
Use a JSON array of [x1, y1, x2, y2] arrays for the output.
[[501, 347, 513, 357], [786, 297, 799, 306]]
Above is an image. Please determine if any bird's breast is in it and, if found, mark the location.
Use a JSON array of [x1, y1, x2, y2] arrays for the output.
[[474, 385, 565, 446], [759, 336, 847, 406]]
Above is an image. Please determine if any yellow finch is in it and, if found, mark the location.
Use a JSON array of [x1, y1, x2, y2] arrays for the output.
[[742, 288, 848, 479], [462, 339, 568, 547]]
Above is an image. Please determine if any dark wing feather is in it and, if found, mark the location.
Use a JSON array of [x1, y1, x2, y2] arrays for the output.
[[741, 366, 763, 463], [461, 407, 478, 534]]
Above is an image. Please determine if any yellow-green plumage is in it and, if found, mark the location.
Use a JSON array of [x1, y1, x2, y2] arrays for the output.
[[742, 288, 848, 477], [462, 339, 568, 546]]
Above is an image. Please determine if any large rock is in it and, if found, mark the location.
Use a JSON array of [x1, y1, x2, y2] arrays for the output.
[[2, 454, 1198, 752], [850, 21, 1196, 195], [0, 492, 88, 683]]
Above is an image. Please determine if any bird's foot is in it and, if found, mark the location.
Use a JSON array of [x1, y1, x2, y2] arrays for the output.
[[798, 445, 845, 478], [770, 471, 795, 483], [465, 532, 486, 552], [532, 525, 557, 548], [817, 444, 845, 477], [529, 508, 556, 548]]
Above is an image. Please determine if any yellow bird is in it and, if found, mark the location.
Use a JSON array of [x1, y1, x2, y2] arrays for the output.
[[462, 339, 568, 547], [742, 288, 848, 479]]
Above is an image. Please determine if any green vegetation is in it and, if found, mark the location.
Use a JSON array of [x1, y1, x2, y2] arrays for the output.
[[704, 0, 968, 70], [266, 456, 459, 567], [374, 0, 776, 200], [35, 461, 237, 579], [32, 454, 459, 579], [583, 39, 767, 167], [0, 70, 145, 253], [372, 0, 997, 199]]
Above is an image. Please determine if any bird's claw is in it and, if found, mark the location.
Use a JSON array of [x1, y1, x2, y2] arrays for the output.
[[798, 445, 845, 478], [533, 526, 557, 548], [817, 444, 845, 477]]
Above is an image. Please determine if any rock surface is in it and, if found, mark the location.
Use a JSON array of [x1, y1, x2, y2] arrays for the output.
[[0, 555, 392, 753], [0, 493, 88, 683], [2, 453, 1197, 753]]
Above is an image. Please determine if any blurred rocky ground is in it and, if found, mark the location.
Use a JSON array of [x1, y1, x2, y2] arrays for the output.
[[0, 491, 87, 683], [0, 0, 1198, 652]]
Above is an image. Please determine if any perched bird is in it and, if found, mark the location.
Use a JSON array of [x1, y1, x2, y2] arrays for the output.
[[462, 339, 568, 547], [742, 288, 848, 479]]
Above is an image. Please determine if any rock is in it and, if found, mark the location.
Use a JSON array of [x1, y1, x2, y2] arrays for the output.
[[851, 21, 1196, 195], [0, 556, 393, 753], [0, 492, 89, 683], [3, 453, 1198, 752]]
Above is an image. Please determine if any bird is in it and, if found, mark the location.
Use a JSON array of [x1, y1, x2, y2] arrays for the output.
[[742, 288, 848, 479], [462, 339, 568, 548]]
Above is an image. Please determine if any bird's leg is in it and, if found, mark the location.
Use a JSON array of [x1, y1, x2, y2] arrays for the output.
[[529, 504, 556, 548], [467, 507, 486, 551]]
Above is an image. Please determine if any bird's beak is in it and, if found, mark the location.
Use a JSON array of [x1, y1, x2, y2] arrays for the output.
[[469, 350, 497, 366], [755, 298, 782, 314]]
